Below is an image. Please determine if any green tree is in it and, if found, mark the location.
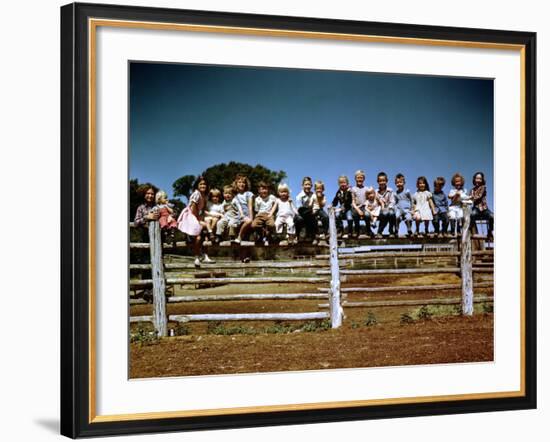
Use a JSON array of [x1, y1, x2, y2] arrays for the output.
[[200, 162, 287, 193], [172, 175, 196, 202]]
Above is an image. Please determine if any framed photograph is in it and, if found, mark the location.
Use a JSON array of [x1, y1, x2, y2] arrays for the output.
[[61, 2, 536, 438]]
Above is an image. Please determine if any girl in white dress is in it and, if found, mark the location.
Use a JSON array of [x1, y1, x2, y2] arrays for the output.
[[275, 183, 299, 245], [364, 187, 382, 231], [412, 176, 435, 237], [448, 172, 470, 236]]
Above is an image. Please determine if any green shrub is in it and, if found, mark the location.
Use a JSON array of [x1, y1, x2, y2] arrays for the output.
[[130, 328, 159, 346], [264, 322, 296, 334], [173, 324, 190, 336], [207, 322, 256, 335], [364, 311, 378, 326], [417, 306, 433, 321], [301, 319, 331, 332], [482, 302, 494, 314]]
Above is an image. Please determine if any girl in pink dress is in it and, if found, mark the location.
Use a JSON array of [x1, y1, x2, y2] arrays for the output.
[[177, 176, 214, 267]]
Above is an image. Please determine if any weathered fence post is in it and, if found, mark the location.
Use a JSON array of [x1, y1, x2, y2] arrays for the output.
[[328, 207, 343, 328], [148, 221, 168, 336], [461, 202, 474, 315]]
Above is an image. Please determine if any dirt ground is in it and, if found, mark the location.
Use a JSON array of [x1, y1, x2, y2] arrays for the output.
[[129, 271, 494, 378], [130, 314, 493, 378]]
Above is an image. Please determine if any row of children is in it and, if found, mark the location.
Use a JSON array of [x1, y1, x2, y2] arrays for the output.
[[331, 170, 494, 239], [134, 170, 493, 266]]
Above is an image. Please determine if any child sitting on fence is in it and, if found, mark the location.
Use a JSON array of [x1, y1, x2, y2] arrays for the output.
[[393, 173, 413, 237], [275, 183, 299, 245], [252, 181, 277, 246], [448, 172, 470, 237], [203, 188, 224, 244], [296, 176, 316, 242], [363, 187, 382, 238], [470, 171, 494, 239], [351, 169, 372, 237], [311, 180, 329, 245], [332, 175, 353, 238], [177, 176, 214, 267], [432, 176, 450, 237], [134, 184, 159, 229], [154, 190, 178, 242], [375, 171, 395, 238], [231, 174, 254, 245], [215, 185, 240, 242], [412, 176, 435, 237]]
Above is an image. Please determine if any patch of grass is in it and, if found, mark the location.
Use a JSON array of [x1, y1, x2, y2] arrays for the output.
[[363, 311, 378, 327], [409, 304, 461, 320], [417, 306, 433, 321], [400, 313, 415, 324], [130, 328, 160, 346], [207, 322, 257, 335], [301, 319, 331, 332], [481, 302, 494, 314], [264, 322, 297, 334], [173, 324, 190, 336]]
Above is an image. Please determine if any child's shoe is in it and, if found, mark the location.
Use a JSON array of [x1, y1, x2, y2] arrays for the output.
[[194, 257, 201, 268], [201, 254, 215, 264]]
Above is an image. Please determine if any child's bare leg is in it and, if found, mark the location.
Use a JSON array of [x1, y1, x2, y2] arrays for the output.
[[238, 219, 252, 240], [424, 220, 430, 234], [193, 235, 201, 257]]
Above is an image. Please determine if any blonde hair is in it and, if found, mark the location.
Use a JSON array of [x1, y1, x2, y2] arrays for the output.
[[223, 185, 235, 195], [451, 172, 465, 187], [314, 180, 325, 191], [209, 188, 222, 200], [277, 183, 290, 194], [365, 186, 376, 196], [233, 174, 251, 192], [354, 170, 365, 179], [155, 190, 168, 204]]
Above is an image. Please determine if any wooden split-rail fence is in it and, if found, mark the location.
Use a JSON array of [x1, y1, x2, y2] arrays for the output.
[[129, 202, 493, 337]]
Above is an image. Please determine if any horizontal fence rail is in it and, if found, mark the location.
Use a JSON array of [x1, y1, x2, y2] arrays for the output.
[[169, 312, 330, 323], [130, 293, 329, 305], [130, 276, 329, 287]]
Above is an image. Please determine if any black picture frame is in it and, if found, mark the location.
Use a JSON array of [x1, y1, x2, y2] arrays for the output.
[[61, 2, 537, 438]]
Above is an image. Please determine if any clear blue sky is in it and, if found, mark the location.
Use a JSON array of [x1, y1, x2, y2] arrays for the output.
[[130, 62, 493, 210]]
